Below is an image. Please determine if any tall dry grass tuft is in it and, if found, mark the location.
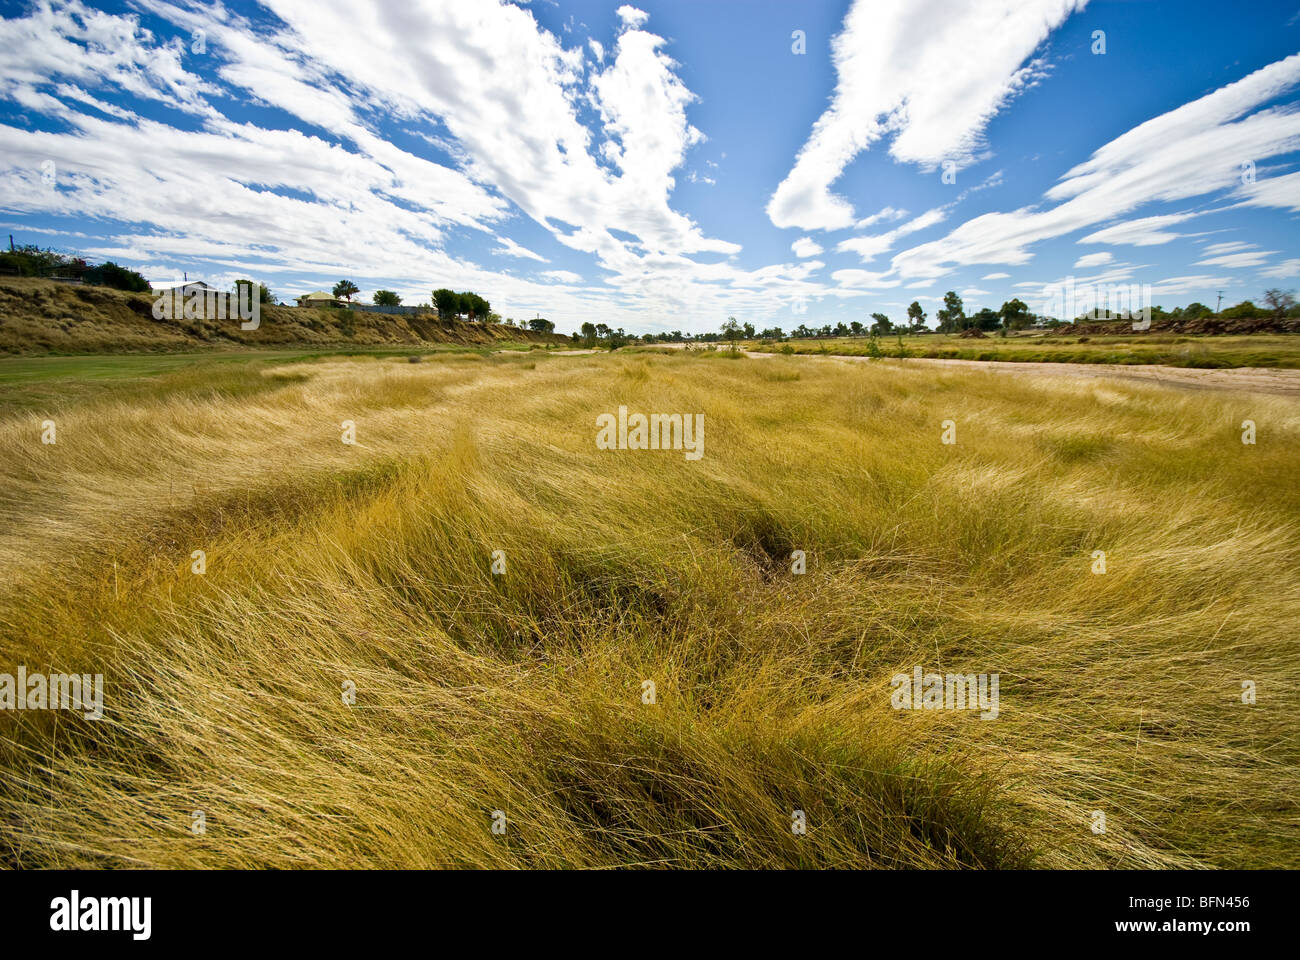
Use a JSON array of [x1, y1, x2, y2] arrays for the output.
[[1, 350, 1296, 867]]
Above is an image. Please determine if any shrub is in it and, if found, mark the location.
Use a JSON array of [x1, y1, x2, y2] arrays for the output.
[[84, 261, 149, 292]]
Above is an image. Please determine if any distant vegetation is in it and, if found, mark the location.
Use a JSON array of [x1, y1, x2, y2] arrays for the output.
[[233, 279, 274, 304], [332, 280, 360, 303], [683, 289, 1300, 346], [0, 244, 149, 292], [433, 288, 491, 322]]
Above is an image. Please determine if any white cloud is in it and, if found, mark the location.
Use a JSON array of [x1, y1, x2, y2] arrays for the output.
[[836, 208, 946, 262], [1073, 251, 1113, 268], [1078, 214, 1197, 247], [1231, 169, 1300, 212], [1201, 241, 1254, 256], [887, 54, 1300, 280], [829, 268, 901, 290], [1147, 275, 1236, 296], [0, 0, 215, 115], [981, 272, 1010, 280], [1260, 258, 1300, 278], [767, 0, 1087, 230], [1194, 249, 1277, 268], [791, 237, 824, 258], [493, 236, 549, 262], [855, 206, 907, 229], [541, 270, 582, 283], [616, 5, 650, 30]]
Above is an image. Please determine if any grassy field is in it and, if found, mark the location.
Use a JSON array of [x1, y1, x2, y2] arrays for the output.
[[0, 343, 542, 417], [1, 348, 1297, 868], [749, 333, 1300, 368]]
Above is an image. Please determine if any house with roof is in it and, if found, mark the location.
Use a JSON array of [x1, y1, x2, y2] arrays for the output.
[[149, 279, 210, 295], [296, 290, 340, 308]]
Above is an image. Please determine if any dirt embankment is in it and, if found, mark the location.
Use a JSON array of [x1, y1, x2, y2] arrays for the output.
[[0, 278, 567, 354]]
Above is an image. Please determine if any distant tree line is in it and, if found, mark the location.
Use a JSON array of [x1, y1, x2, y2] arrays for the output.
[[610, 287, 1296, 346]]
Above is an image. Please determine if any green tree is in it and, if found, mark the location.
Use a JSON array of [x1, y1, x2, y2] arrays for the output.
[[372, 289, 402, 306], [528, 317, 554, 333], [998, 297, 1031, 330], [935, 291, 965, 332], [906, 300, 927, 330], [432, 288, 459, 320], [333, 279, 359, 302], [233, 279, 273, 304], [84, 261, 149, 292], [870, 312, 892, 335], [458, 292, 490, 321], [1222, 300, 1260, 320], [721, 316, 741, 348]]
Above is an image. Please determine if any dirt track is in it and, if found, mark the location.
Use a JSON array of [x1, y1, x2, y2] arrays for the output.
[[843, 354, 1300, 397], [652, 345, 1300, 398], [563, 342, 1300, 397]]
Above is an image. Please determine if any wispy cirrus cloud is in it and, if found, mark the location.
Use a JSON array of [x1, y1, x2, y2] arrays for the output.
[[887, 54, 1300, 280], [1078, 214, 1200, 247], [767, 0, 1087, 231]]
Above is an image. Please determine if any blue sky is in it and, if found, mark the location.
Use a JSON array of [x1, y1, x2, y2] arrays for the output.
[[0, 0, 1298, 334]]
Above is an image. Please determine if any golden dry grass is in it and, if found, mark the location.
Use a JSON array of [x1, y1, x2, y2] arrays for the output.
[[1, 349, 1296, 868]]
